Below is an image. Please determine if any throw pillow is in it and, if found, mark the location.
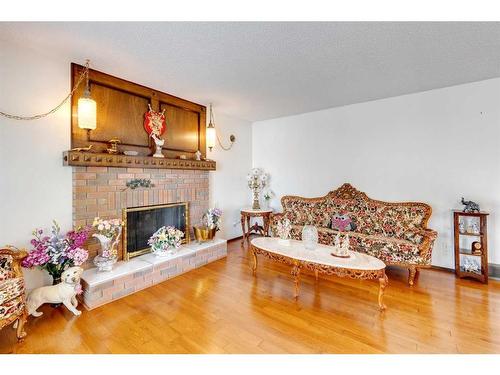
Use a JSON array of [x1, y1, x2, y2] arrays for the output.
[[331, 213, 357, 232]]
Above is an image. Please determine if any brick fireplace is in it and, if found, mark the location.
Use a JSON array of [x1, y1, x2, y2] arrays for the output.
[[72, 166, 209, 262], [70, 163, 228, 310]]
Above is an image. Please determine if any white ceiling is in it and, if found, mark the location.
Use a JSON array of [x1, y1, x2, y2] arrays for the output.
[[1, 22, 500, 122]]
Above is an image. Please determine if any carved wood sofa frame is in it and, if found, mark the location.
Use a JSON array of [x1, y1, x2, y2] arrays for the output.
[[0, 247, 28, 341], [270, 183, 438, 286]]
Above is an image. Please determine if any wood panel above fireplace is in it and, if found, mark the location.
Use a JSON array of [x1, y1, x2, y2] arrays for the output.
[[70, 63, 207, 159]]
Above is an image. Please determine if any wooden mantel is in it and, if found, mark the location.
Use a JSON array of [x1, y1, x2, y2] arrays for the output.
[[63, 151, 216, 171]]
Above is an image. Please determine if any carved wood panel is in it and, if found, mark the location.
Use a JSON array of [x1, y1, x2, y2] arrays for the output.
[[71, 63, 207, 158]]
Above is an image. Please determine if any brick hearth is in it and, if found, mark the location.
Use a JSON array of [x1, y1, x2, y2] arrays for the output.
[[72, 166, 209, 261], [80, 239, 227, 310]]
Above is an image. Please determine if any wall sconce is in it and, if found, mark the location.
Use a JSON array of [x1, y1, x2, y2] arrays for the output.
[[77, 60, 97, 132], [206, 103, 235, 152]]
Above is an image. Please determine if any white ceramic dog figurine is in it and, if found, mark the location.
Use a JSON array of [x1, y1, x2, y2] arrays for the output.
[[27, 266, 84, 317]]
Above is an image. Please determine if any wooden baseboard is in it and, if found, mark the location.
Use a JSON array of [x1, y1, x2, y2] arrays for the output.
[[431, 265, 454, 273], [431, 263, 500, 279]]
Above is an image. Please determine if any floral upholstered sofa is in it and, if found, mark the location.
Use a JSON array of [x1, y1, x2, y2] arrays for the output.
[[270, 183, 437, 285], [0, 247, 28, 341]]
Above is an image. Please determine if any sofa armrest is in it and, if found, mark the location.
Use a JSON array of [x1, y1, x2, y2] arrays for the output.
[[0, 247, 27, 280], [413, 228, 438, 262]]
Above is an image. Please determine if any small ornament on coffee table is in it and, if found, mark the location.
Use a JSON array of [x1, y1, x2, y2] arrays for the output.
[[144, 104, 167, 158], [276, 218, 292, 246], [331, 233, 351, 258]]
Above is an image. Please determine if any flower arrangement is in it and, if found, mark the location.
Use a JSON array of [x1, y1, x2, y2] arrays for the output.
[[148, 226, 184, 256], [275, 218, 292, 240], [92, 218, 123, 269], [92, 218, 122, 239], [202, 208, 223, 231], [22, 221, 90, 282]]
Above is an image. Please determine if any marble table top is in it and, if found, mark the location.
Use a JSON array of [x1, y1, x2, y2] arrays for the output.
[[241, 207, 273, 214], [251, 237, 385, 271]]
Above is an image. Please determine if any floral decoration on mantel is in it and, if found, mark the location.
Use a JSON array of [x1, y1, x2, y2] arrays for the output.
[[125, 178, 155, 190]]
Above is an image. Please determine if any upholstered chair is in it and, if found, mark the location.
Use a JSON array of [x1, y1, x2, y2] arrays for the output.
[[0, 247, 28, 341]]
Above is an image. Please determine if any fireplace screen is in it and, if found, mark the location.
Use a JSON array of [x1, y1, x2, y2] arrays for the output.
[[123, 202, 189, 260]]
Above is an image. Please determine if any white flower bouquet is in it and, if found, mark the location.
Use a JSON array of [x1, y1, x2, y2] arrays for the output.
[[148, 226, 184, 256]]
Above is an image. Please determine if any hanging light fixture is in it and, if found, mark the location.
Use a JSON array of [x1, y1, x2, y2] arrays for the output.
[[77, 60, 97, 131], [206, 103, 235, 152], [0, 59, 96, 124]]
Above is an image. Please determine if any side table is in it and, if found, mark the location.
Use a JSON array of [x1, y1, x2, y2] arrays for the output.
[[240, 208, 273, 243]]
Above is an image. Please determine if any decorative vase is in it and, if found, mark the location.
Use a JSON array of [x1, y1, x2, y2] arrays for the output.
[[50, 274, 63, 308], [93, 233, 119, 272], [193, 226, 216, 243], [152, 244, 176, 257], [302, 225, 318, 250]]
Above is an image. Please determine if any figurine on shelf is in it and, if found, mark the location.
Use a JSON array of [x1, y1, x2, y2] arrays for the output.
[[461, 197, 480, 213], [144, 104, 167, 158], [471, 222, 480, 235], [151, 134, 165, 158], [71, 145, 93, 152], [458, 220, 465, 234], [107, 139, 121, 154], [195, 150, 202, 161], [462, 256, 481, 274]]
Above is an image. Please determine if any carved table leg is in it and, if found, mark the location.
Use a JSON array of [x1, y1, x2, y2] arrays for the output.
[[16, 309, 27, 342], [314, 269, 319, 282], [263, 214, 271, 236], [378, 273, 388, 311], [240, 214, 246, 244], [408, 266, 417, 286], [252, 247, 258, 276], [246, 216, 251, 242], [291, 262, 301, 299]]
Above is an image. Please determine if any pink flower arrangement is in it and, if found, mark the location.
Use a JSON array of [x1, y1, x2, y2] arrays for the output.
[[22, 220, 90, 280]]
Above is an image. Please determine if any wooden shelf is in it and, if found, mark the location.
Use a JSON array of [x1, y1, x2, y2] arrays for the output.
[[453, 210, 489, 217], [458, 232, 483, 237], [63, 151, 216, 171], [453, 211, 488, 284], [459, 251, 482, 257]]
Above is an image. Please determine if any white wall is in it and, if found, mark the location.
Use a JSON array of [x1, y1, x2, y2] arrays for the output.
[[0, 40, 73, 288], [209, 112, 252, 240], [0, 40, 250, 289], [252, 78, 500, 268]]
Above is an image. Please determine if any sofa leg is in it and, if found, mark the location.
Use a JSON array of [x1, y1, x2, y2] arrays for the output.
[[16, 310, 27, 342], [408, 266, 418, 286]]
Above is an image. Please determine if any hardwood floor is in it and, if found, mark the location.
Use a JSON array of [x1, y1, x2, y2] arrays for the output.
[[1, 237, 500, 354]]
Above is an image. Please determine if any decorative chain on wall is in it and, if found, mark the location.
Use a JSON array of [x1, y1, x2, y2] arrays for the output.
[[0, 60, 90, 121], [210, 105, 235, 151]]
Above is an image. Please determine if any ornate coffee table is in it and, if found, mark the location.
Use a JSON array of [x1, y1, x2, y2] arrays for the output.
[[250, 237, 388, 310]]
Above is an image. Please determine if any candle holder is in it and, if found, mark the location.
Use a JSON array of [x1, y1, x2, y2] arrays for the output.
[[246, 168, 268, 210]]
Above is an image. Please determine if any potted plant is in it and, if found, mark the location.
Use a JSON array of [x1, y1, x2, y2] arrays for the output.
[[194, 208, 222, 243], [22, 220, 90, 284], [148, 226, 184, 257], [263, 190, 274, 209]]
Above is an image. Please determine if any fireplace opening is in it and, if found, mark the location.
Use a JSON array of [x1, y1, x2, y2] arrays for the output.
[[122, 202, 189, 260]]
